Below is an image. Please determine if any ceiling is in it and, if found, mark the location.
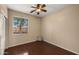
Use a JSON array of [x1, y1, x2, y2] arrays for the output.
[[7, 4, 69, 17]]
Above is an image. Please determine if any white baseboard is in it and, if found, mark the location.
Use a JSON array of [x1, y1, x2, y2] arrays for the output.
[[44, 40, 78, 55], [6, 40, 36, 49]]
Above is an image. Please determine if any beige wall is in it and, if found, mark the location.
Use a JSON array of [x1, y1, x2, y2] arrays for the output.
[[41, 5, 79, 54], [8, 9, 41, 48]]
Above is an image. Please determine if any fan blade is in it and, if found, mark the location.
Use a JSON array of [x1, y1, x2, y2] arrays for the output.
[[41, 9, 47, 12], [37, 4, 41, 8], [30, 10, 36, 13], [31, 6, 36, 8], [41, 4, 46, 8], [37, 12, 40, 15]]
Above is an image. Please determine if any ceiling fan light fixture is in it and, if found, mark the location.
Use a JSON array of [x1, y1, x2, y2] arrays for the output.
[[30, 4, 47, 15], [36, 9, 41, 12]]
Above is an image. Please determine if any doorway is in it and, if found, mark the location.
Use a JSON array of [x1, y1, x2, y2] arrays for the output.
[[0, 14, 6, 55]]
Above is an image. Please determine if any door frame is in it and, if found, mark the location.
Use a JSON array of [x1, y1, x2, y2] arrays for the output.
[[0, 14, 6, 55]]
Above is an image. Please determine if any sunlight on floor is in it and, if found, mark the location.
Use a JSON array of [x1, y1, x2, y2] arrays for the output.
[[22, 52, 28, 55]]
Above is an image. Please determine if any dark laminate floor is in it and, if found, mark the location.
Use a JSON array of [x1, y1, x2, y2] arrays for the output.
[[5, 41, 76, 55]]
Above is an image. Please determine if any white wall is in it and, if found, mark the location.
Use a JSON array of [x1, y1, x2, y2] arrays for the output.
[[8, 9, 41, 48], [0, 4, 8, 53], [41, 5, 79, 54], [0, 4, 8, 18]]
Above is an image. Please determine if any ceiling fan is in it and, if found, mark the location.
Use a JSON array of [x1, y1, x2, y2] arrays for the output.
[[30, 4, 47, 15]]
